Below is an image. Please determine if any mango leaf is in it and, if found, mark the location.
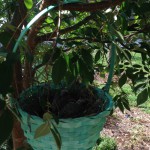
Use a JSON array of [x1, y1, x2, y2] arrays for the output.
[[24, 0, 33, 9], [148, 87, 150, 97], [95, 50, 101, 63], [6, 52, 20, 64], [69, 53, 78, 74], [81, 27, 99, 38], [115, 30, 124, 41], [52, 48, 61, 63], [43, 112, 53, 121], [126, 67, 137, 82], [80, 49, 93, 67], [65, 71, 75, 83], [51, 122, 61, 150], [51, 128, 61, 150], [3, 23, 16, 32], [42, 51, 51, 64], [139, 3, 150, 14], [119, 73, 127, 88], [122, 99, 130, 111], [0, 61, 13, 95], [34, 122, 51, 139], [78, 58, 94, 83], [0, 108, 14, 146], [0, 99, 6, 111], [51, 122, 61, 140], [118, 100, 124, 113], [137, 88, 148, 106], [0, 32, 14, 47], [0, 47, 7, 57], [52, 56, 67, 84], [134, 82, 146, 93]]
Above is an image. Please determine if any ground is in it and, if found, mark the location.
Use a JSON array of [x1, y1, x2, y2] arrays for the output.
[[101, 107, 150, 150]]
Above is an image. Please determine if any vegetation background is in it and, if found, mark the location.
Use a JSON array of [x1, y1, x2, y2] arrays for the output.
[[0, 0, 150, 149]]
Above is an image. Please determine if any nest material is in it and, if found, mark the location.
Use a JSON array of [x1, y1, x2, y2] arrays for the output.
[[19, 83, 107, 119]]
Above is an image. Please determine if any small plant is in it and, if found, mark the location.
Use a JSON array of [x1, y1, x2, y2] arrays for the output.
[[93, 136, 117, 150]]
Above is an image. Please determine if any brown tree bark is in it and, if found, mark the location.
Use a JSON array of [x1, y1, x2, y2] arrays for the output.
[[6, 1, 27, 150], [41, 0, 125, 12]]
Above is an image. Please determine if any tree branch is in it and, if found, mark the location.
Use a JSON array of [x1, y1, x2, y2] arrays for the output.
[[35, 13, 96, 43], [43, 0, 125, 12]]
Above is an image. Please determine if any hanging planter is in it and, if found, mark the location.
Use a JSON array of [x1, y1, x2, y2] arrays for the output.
[[13, 3, 116, 150], [18, 84, 113, 150]]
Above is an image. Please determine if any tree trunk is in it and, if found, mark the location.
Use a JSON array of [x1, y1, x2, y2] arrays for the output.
[[6, 1, 27, 149]]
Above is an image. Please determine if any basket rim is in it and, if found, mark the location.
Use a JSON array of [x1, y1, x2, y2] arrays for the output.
[[19, 88, 113, 121]]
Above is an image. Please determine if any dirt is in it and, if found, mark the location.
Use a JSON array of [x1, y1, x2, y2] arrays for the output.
[[101, 107, 150, 150], [19, 83, 107, 119]]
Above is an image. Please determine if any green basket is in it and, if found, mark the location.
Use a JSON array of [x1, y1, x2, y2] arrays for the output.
[[13, 3, 116, 150], [19, 87, 113, 150]]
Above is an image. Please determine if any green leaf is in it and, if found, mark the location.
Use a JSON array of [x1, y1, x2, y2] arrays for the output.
[[52, 48, 61, 62], [69, 53, 79, 74], [134, 82, 146, 93], [34, 122, 51, 139], [42, 48, 60, 64], [3, 23, 16, 32], [42, 52, 51, 64], [115, 30, 124, 41], [148, 87, 150, 98], [0, 99, 6, 111], [118, 73, 127, 88], [78, 58, 94, 83], [6, 52, 20, 64], [0, 108, 14, 146], [118, 100, 124, 113], [80, 49, 93, 67], [0, 32, 14, 47], [52, 56, 67, 84], [139, 3, 150, 14], [0, 61, 13, 95], [126, 67, 137, 82], [81, 27, 99, 38], [51, 128, 61, 150], [137, 88, 148, 106], [24, 0, 33, 9], [51, 122, 61, 150], [0, 47, 8, 57], [95, 50, 101, 63], [122, 99, 130, 111], [65, 71, 75, 83], [43, 112, 53, 121]]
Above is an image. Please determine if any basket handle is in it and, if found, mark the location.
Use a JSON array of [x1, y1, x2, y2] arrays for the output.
[[104, 38, 116, 93], [13, 1, 82, 53], [13, 5, 55, 53]]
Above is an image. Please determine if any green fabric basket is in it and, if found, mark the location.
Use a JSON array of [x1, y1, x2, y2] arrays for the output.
[[13, 3, 116, 149], [19, 87, 113, 150]]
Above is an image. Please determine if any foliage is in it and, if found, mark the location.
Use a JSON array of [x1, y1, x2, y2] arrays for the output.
[[0, 0, 150, 149], [93, 136, 117, 150], [0, 100, 14, 147]]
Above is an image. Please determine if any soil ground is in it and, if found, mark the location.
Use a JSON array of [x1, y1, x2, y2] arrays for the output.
[[101, 107, 150, 150]]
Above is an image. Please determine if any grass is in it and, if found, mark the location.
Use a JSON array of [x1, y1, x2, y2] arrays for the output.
[[92, 136, 117, 150]]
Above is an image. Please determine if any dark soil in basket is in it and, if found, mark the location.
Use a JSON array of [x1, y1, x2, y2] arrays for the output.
[[19, 83, 107, 119]]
